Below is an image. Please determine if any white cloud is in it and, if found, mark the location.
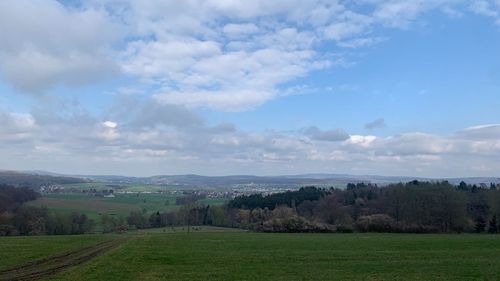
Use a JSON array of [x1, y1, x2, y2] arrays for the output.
[[154, 89, 274, 111], [337, 37, 386, 48], [365, 118, 386, 130], [344, 135, 378, 149], [0, 112, 36, 143], [111, 96, 204, 128], [121, 39, 221, 79], [460, 124, 500, 139], [150, 47, 327, 110], [373, 1, 433, 28], [97, 123, 120, 141], [3, 0, 499, 107], [322, 11, 373, 41], [470, 0, 499, 17], [469, 0, 500, 24], [0, 0, 120, 93], [110, 0, 494, 111], [375, 133, 453, 156], [223, 23, 259, 37], [102, 121, 118, 129], [370, 0, 467, 28], [301, 126, 350, 142]]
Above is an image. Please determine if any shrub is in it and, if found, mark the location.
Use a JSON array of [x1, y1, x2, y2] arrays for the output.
[[355, 214, 395, 232]]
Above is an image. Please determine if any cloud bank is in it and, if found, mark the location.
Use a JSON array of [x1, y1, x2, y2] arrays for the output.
[[0, 0, 499, 176], [1, 100, 499, 177]]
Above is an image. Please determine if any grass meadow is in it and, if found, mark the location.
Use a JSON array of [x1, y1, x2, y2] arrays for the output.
[[26, 193, 226, 229], [28, 193, 179, 215], [2, 231, 500, 280]]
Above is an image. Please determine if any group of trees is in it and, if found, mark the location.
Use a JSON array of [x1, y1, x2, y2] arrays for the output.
[[228, 186, 328, 210], [0, 184, 94, 236], [226, 181, 500, 233], [175, 194, 206, 205], [122, 204, 231, 232], [0, 185, 39, 212], [123, 181, 500, 234], [3, 206, 94, 236]]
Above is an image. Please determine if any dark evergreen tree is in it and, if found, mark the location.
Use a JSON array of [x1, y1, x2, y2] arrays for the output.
[[475, 217, 486, 233], [458, 181, 468, 191], [149, 211, 162, 228], [488, 215, 498, 233]]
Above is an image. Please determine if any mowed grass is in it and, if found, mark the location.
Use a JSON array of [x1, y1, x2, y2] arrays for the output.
[[34, 232, 500, 281], [0, 235, 112, 270]]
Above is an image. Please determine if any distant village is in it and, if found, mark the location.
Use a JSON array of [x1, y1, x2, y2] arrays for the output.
[[38, 182, 302, 199]]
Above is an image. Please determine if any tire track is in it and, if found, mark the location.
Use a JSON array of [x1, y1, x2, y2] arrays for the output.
[[0, 238, 127, 281]]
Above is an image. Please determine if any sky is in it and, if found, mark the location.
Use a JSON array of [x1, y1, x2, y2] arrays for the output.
[[0, 0, 499, 177]]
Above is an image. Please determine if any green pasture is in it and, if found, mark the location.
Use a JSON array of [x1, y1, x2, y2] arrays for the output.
[[2, 232, 500, 280]]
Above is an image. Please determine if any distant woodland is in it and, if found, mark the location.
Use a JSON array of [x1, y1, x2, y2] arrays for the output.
[[0, 171, 87, 189], [2, 181, 500, 236]]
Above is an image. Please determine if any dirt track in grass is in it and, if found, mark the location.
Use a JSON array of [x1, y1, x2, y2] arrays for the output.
[[0, 238, 126, 281]]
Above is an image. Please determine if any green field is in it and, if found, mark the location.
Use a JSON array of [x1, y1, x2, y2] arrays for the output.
[[26, 193, 226, 223], [29, 193, 178, 214], [2, 231, 500, 280]]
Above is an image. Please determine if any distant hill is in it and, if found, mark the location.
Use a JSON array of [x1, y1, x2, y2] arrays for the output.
[[2, 170, 498, 189], [0, 171, 88, 189], [80, 173, 500, 188]]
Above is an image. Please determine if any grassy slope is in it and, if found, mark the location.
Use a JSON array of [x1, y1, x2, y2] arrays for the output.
[[40, 233, 500, 281], [0, 235, 112, 270]]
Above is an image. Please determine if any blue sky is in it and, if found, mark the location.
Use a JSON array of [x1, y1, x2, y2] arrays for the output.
[[0, 0, 499, 177]]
